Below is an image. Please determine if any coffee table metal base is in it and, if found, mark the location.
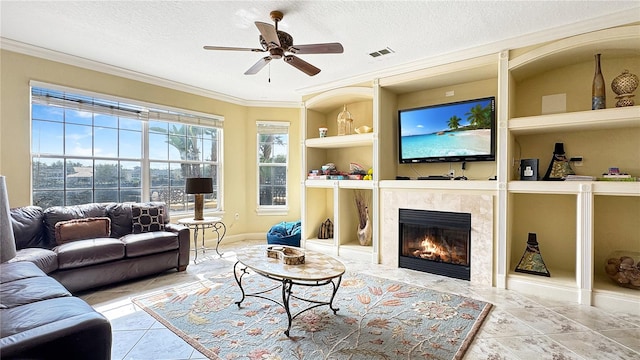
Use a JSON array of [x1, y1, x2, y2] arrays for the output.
[[233, 261, 342, 337]]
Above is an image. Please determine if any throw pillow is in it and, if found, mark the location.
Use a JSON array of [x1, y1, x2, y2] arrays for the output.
[[132, 205, 165, 233], [54, 217, 111, 245]]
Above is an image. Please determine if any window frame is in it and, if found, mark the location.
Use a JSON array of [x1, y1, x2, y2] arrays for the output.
[[256, 120, 289, 215], [30, 81, 224, 215]]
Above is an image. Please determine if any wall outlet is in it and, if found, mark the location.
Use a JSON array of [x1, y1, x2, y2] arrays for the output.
[[234, 212, 240, 220]]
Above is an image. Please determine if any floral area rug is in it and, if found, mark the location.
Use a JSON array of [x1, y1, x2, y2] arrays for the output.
[[132, 264, 492, 360]]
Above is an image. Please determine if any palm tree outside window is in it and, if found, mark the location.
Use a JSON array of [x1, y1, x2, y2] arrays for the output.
[[257, 121, 289, 212], [30, 83, 223, 214]]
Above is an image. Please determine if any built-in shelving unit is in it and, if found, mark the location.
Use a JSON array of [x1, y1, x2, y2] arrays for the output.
[[301, 86, 377, 263], [503, 24, 640, 313], [301, 22, 639, 314]]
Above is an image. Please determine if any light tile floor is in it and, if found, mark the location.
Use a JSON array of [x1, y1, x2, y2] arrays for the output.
[[80, 240, 640, 360]]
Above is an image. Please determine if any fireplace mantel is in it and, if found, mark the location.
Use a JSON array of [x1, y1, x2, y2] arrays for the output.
[[380, 189, 494, 286]]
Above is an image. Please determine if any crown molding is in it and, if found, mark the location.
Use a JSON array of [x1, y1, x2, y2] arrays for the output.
[[0, 37, 301, 109], [2, 7, 637, 107]]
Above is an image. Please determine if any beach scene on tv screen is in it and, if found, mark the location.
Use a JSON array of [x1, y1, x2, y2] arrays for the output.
[[400, 99, 493, 159]]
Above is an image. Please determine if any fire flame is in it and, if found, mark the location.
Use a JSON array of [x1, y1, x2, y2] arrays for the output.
[[418, 236, 448, 260]]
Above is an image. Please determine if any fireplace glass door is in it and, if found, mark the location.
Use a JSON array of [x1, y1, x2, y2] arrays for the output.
[[399, 209, 471, 280]]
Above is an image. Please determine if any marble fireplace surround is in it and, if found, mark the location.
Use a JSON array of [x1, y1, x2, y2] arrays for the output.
[[380, 189, 494, 286]]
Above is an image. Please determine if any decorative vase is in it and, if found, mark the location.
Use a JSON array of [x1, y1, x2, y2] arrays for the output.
[[542, 142, 574, 181], [514, 233, 550, 277], [592, 54, 606, 110], [354, 190, 371, 246], [611, 70, 638, 107], [357, 215, 372, 246], [604, 250, 640, 290], [336, 105, 352, 136]]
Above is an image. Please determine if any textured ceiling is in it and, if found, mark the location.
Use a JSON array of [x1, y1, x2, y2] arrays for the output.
[[1, 1, 639, 104]]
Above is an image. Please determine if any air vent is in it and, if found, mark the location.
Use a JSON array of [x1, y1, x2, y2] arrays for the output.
[[369, 47, 395, 58]]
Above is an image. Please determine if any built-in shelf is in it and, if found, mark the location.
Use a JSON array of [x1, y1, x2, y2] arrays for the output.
[[379, 180, 498, 191], [592, 182, 640, 195], [304, 180, 375, 189], [302, 85, 378, 264], [509, 106, 640, 135], [339, 180, 374, 189], [305, 180, 338, 188], [508, 181, 640, 195], [509, 25, 640, 80], [339, 243, 373, 263], [305, 133, 374, 148], [305, 87, 374, 112], [379, 53, 498, 94], [506, 270, 578, 302]]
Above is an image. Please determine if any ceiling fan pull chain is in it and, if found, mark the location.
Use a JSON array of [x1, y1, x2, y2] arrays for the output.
[[268, 63, 271, 83]]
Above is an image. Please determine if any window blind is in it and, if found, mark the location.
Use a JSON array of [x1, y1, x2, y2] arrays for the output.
[[31, 85, 223, 128], [257, 121, 290, 134]]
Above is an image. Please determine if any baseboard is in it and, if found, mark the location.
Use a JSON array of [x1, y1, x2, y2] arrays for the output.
[[202, 232, 264, 248]]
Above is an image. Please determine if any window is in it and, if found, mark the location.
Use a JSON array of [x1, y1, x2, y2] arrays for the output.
[[257, 121, 289, 212], [31, 84, 223, 214]]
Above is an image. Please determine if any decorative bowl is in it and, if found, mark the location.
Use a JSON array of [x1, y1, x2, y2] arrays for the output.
[[266, 246, 305, 265], [354, 125, 373, 134], [604, 250, 640, 290]]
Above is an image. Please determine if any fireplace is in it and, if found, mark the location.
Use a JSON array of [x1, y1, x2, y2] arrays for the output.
[[398, 208, 471, 281]]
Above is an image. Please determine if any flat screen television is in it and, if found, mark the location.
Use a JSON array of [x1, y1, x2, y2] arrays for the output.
[[398, 96, 496, 164]]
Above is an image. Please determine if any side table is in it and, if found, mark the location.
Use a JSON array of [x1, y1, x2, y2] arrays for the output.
[[177, 217, 226, 263]]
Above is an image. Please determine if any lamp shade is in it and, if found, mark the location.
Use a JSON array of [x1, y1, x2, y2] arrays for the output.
[[1, 176, 17, 263], [185, 177, 213, 194]]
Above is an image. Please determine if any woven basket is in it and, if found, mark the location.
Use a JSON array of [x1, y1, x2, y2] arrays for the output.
[[611, 70, 639, 96]]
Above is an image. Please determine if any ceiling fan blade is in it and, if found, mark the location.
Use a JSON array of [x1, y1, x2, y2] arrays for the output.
[[288, 43, 344, 54], [244, 56, 272, 75], [284, 55, 321, 76], [203, 45, 265, 52], [255, 21, 280, 47]]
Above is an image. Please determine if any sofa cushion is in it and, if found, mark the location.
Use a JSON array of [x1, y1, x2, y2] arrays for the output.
[[10, 248, 58, 274], [105, 203, 134, 238], [1, 275, 71, 309], [54, 217, 111, 245], [120, 231, 179, 257], [0, 261, 48, 285], [43, 203, 108, 245], [131, 205, 165, 233], [0, 296, 107, 342], [55, 238, 125, 270], [10, 206, 51, 249]]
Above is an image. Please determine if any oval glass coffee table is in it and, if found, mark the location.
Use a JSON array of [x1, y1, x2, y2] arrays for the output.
[[234, 245, 346, 336]]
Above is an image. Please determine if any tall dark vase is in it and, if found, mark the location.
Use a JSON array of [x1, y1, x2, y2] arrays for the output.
[[542, 143, 574, 181], [592, 53, 606, 110]]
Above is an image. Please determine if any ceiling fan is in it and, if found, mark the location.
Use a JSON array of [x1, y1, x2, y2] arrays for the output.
[[203, 10, 343, 76]]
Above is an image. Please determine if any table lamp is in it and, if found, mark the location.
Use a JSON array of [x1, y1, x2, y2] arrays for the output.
[[185, 177, 213, 220]]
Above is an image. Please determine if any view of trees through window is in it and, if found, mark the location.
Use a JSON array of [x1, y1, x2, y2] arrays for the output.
[[31, 86, 222, 212], [257, 122, 288, 207]]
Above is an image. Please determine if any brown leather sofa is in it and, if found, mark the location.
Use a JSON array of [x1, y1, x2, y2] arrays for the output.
[[1, 201, 190, 359], [8, 202, 190, 293], [0, 261, 112, 359]]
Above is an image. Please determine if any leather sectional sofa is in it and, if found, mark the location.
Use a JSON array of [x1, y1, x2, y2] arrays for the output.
[[1, 201, 191, 359], [0, 261, 112, 359], [8, 201, 190, 292]]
